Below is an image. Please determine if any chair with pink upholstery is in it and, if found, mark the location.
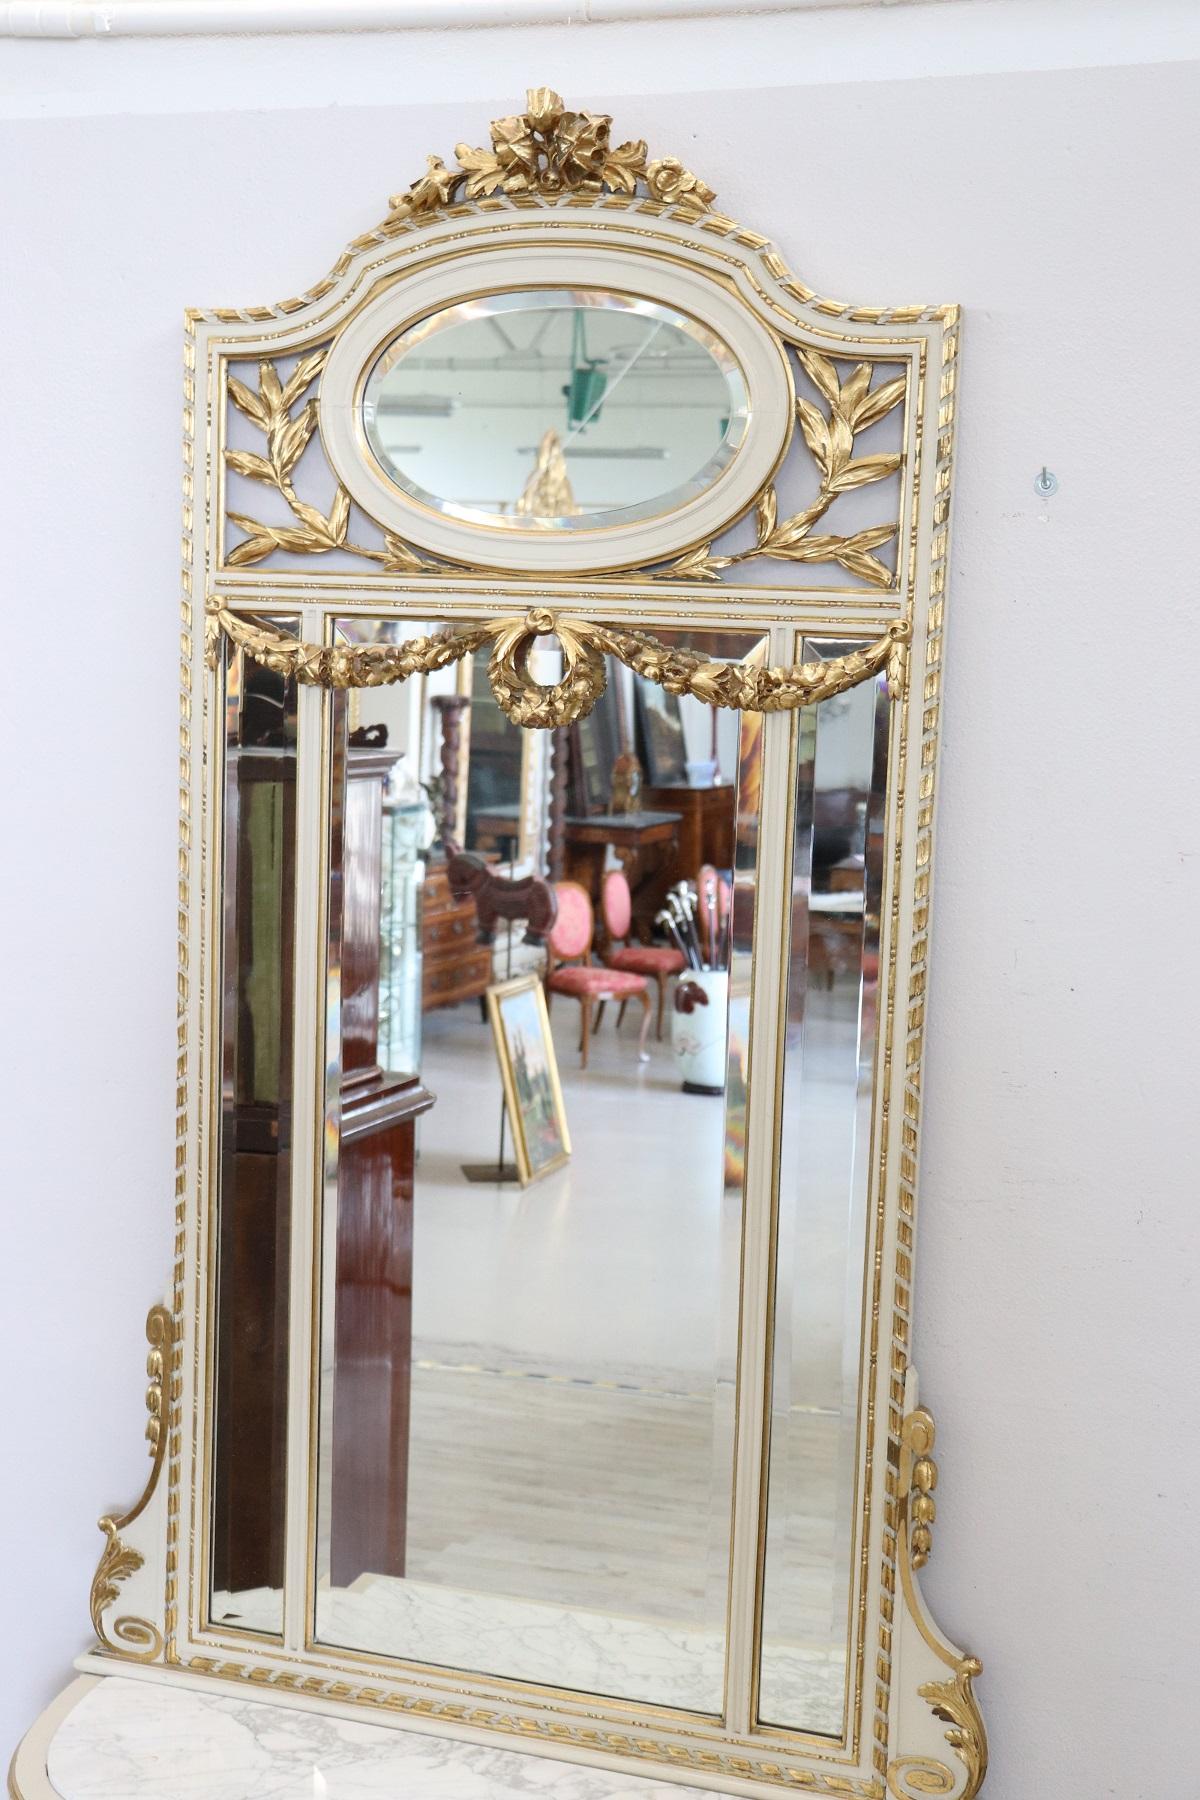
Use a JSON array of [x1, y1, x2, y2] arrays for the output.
[[600, 868, 685, 1040], [545, 880, 651, 1069]]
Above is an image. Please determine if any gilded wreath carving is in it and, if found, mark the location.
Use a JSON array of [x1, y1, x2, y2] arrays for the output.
[[89, 1306, 174, 1664], [208, 604, 910, 727]]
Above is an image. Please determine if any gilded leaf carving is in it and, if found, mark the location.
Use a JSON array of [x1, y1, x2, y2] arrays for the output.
[[853, 373, 908, 432], [227, 373, 268, 429], [223, 449, 277, 485], [222, 353, 434, 573], [919, 1664, 988, 1799]]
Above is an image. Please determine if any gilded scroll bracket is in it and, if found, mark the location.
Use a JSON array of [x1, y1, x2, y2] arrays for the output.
[[206, 601, 910, 726], [88, 1305, 173, 1665], [886, 1401, 988, 1800]]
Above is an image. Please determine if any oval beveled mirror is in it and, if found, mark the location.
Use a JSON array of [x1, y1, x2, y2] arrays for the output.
[[360, 288, 750, 531]]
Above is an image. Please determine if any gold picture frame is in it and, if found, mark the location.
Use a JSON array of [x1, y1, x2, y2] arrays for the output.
[[486, 973, 572, 1186]]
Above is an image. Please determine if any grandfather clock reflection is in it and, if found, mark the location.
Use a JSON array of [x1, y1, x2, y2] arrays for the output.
[[212, 658, 431, 1604]]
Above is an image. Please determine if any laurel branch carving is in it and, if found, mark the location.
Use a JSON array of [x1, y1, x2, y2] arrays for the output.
[[223, 351, 441, 574], [89, 1306, 173, 1664], [209, 604, 909, 728], [638, 350, 906, 587], [223, 340, 905, 586]]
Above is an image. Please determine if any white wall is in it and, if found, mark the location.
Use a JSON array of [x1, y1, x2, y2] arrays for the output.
[[2, 6, 1198, 1792]]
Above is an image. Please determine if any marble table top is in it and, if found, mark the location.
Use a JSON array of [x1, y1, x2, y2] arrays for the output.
[[42, 1677, 737, 1800]]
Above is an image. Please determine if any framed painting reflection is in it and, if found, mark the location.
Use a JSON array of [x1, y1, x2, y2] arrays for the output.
[[487, 974, 571, 1186]]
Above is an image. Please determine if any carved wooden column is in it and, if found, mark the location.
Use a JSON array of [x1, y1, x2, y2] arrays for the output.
[[548, 726, 570, 881], [431, 694, 470, 849]]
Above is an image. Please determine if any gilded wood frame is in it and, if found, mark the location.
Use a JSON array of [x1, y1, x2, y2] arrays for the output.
[[73, 90, 985, 1800]]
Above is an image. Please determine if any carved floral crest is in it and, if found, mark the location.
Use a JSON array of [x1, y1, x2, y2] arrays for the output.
[[385, 87, 715, 223]]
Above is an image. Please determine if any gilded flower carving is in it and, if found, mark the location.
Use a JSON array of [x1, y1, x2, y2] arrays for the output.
[[646, 156, 717, 208], [383, 88, 714, 223], [549, 109, 612, 187]]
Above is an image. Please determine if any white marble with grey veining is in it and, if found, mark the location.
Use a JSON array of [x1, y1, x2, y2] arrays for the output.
[[316, 1574, 834, 1721], [47, 1677, 735, 1800]]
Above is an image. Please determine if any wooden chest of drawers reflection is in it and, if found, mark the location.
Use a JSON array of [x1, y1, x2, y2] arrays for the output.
[[420, 859, 493, 1011]]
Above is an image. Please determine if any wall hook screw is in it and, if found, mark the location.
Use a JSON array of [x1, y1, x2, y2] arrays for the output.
[[1034, 467, 1058, 498]]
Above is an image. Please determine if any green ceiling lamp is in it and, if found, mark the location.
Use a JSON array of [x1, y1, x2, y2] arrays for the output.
[[563, 310, 607, 430]]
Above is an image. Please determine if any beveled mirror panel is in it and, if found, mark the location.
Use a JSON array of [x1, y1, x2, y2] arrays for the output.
[[208, 636, 298, 1640], [361, 289, 749, 531], [758, 655, 891, 1737], [310, 621, 764, 1716]]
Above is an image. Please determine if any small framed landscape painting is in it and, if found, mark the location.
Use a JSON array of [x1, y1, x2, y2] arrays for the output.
[[486, 974, 572, 1186]]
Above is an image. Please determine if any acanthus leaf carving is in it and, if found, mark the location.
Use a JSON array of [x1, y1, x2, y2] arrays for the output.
[[89, 1305, 174, 1665], [890, 1403, 988, 1800], [918, 1664, 987, 1800]]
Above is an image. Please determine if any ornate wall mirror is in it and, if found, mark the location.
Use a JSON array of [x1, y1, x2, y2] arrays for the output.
[[73, 89, 984, 1800]]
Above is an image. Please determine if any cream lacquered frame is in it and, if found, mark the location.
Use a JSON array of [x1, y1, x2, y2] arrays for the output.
[[72, 90, 985, 1800]]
